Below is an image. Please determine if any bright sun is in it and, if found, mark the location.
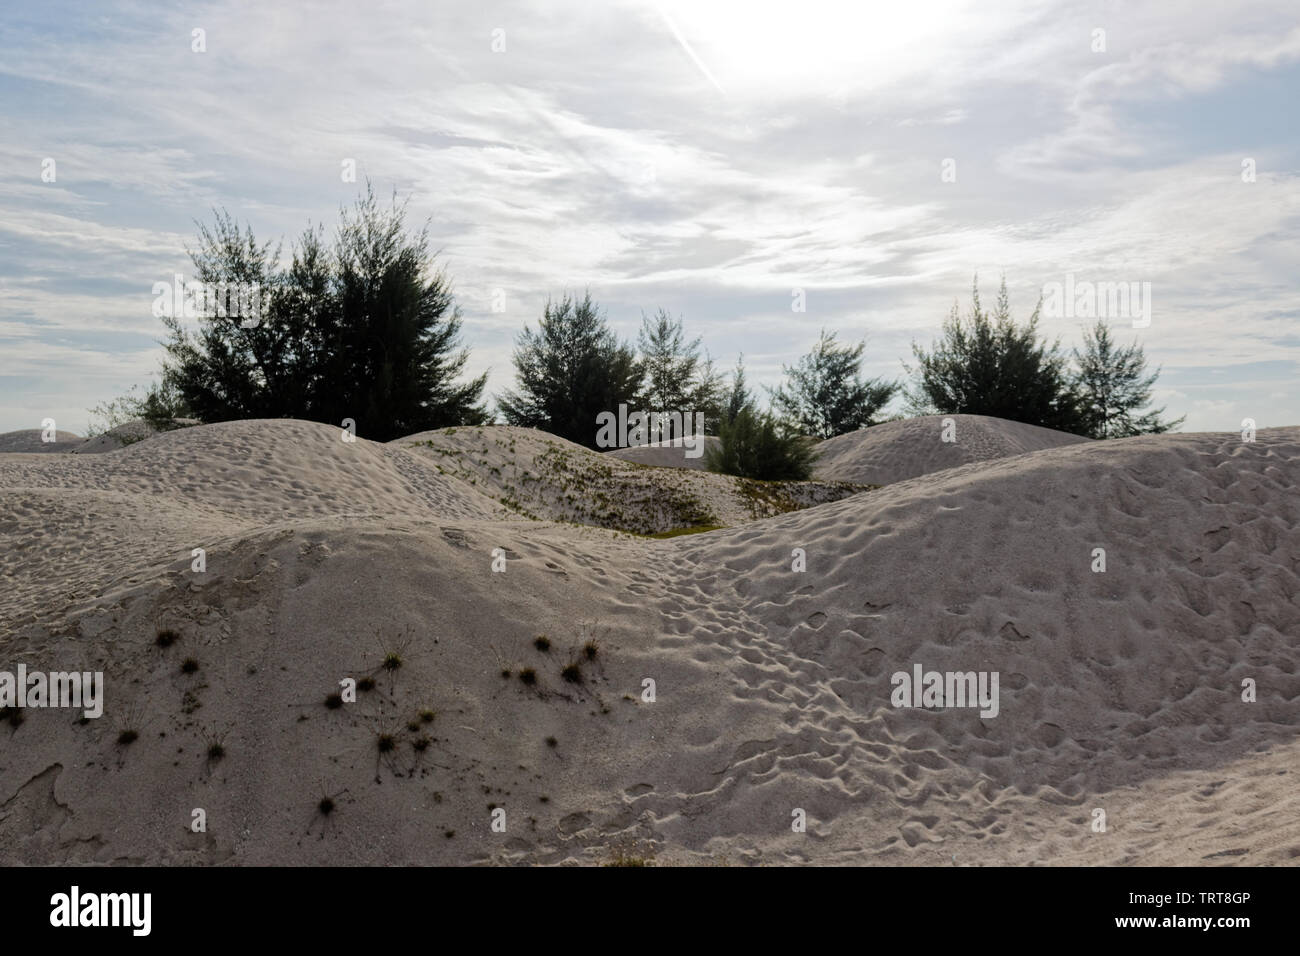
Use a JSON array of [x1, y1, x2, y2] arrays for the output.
[[653, 0, 979, 98]]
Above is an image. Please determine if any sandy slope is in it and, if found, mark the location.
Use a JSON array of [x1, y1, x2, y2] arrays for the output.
[[396, 425, 862, 534], [813, 414, 1089, 485], [604, 436, 719, 470], [602, 414, 1086, 486], [0, 429, 85, 453], [0, 419, 1296, 866]]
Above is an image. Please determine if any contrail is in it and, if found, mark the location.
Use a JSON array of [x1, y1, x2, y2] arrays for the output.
[[656, 6, 726, 97]]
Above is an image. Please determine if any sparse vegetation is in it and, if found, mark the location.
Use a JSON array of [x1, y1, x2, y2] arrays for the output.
[[518, 668, 538, 686], [202, 727, 228, 762], [706, 405, 818, 481], [645, 524, 726, 539], [155, 628, 180, 648], [533, 635, 551, 652], [180, 657, 199, 674]]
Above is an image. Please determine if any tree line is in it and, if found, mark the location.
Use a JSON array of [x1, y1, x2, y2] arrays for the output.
[[108, 188, 1182, 480]]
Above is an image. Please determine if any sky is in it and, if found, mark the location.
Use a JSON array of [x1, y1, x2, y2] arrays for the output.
[[1, 0, 1298, 435]]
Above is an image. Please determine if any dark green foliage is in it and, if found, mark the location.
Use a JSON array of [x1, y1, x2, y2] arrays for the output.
[[87, 379, 191, 438], [1073, 321, 1184, 438], [496, 292, 642, 447], [907, 276, 1085, 433], [637, 309, 724, 432], [706, 406, 817, 481], [771, 330, 897, 438], [155, 184, 488, 440], [722, 355, 752, 427]]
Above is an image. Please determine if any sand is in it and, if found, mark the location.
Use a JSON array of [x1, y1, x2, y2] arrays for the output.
[[0, 416, 1296, 865], [397, 425, 861, 533], [604, 436, 719, 470], [603, 414, 1088, 487], [0, 429, 86, 454], [815, 414, 1089, 484]]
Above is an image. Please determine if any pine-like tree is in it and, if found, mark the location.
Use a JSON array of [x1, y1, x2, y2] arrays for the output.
[[906, 276, 1085, 434], [1073, 321, 1184, 438], [157, 185, 487, 440], [636, 309, 724, 435], [723, 354, 752, 427], [496, 291, 642, 447], [770, 330, 896, 438], [705, 405, 817, 481]]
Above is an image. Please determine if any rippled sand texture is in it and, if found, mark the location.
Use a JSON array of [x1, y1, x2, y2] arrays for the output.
[[0, 417, 1295, 865]]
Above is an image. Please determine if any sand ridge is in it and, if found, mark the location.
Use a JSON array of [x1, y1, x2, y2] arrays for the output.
[[396, 424, 863, 534], [604, 436, 720, 470], [813, 414, 1091, 485], [0, 418, 1296, 865]]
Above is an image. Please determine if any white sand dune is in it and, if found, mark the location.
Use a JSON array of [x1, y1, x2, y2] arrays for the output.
[[0, 428, 85, 453], [813, 414, 1090, 485], [0, 417, 1296, 865], [601, 414, 1086, 487], [396, 425, 860, 533], [604, 436, 719, 470]]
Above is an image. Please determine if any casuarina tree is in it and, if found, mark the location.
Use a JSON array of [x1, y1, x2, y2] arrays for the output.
[[496, 291, 642, 447], [1073, 320, 1183, 438]]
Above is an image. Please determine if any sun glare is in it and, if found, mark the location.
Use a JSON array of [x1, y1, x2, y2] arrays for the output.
[[654, 0, 976, 97]]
